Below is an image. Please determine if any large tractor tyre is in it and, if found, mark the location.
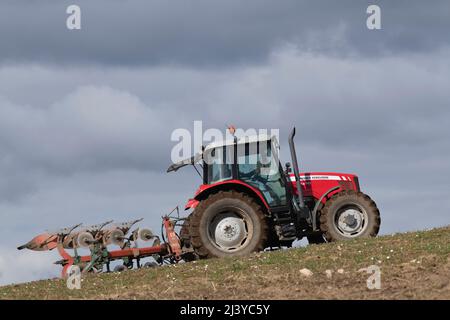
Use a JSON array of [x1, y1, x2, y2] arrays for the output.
[[180, 215, 192, 248], [319, 190, 380, 242], [189, 191, 268, 259], [179, 214, 198, 262]]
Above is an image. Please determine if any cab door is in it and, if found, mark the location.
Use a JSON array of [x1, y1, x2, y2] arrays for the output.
[[236, 140, 287, 208]]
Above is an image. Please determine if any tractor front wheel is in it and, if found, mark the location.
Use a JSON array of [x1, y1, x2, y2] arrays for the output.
[[319, 190, 380, 242], [189, 191, 268, 258]]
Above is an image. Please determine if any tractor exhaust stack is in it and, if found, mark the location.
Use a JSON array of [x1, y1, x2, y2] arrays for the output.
[[288, 127, 313, 222], [288, 127, 305, 209]]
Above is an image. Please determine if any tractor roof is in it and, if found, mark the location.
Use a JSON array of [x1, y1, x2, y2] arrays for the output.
[[167, 133, 278, 173], [204, 133, 275, 150]]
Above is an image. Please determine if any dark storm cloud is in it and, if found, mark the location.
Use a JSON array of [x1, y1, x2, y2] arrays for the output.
[[1, 0, 450, 66]]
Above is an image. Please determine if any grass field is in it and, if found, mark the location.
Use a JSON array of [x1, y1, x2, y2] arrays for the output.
[[1, 226, 449, 299]]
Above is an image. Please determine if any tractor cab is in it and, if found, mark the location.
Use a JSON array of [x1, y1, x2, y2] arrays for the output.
[[201, 134, 288, 208]]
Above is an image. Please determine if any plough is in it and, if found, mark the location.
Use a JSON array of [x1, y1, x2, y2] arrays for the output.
[[18, 208, 195, 278]]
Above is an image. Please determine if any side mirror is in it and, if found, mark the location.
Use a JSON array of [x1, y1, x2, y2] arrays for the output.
[[285, 162, 292, 173]]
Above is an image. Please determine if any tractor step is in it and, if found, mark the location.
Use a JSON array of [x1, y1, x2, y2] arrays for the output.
[[275, 223, 297, 240]]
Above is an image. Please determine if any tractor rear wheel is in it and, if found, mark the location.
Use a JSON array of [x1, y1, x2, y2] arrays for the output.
[[180, 214, 192, 248], [189, 191, 268, 258], [180, 214, 198, 262], [319, 190, 380, 242]]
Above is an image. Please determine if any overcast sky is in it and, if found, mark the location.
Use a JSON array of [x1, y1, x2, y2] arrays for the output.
[[0, 1, 449, 285]]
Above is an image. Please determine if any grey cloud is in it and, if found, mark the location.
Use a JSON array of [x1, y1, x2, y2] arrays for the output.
[[0, 86, 175, 176], [1, 1, 450, 66], [0, 85, 188, 202]]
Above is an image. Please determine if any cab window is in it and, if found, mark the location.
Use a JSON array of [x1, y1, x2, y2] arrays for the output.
[[204, 145, 233, 184]]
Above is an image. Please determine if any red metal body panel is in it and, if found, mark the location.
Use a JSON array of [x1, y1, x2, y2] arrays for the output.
[[185, 180, 270, 210], [289, 172, 359, 204], [185, 172, 359, 210], [184, 198, 199, 210], [108, 245, 167, 259]]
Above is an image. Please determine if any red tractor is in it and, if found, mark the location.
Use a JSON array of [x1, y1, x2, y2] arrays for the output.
[[168, 127, 380, 259], [18, 127, 381, 275]]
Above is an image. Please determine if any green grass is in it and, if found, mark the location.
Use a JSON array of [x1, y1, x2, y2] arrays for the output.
[[1, 226, 450, 299]]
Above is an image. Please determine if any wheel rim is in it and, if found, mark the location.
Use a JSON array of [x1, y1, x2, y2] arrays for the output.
[[334, 203, 368, 237], [207, 207, 253, 252]]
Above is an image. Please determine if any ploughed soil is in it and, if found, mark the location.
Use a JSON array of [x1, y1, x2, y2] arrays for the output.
[[1, 226, 449, 299]]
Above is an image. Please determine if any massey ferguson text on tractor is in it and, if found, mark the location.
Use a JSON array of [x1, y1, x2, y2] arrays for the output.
[[18, 127, 380, 276]]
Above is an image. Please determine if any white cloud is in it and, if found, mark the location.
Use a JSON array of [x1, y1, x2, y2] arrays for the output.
[[0, 246, 58, 286], [0, 86, 174, 175]]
